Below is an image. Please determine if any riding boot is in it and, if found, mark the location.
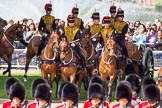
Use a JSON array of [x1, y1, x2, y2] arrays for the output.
[[122, 46, 132, 64], [81, 57, 87, 72], [116, 59, 123, 75], [37, 36, 46, 56], [95, 59, 99, 74]]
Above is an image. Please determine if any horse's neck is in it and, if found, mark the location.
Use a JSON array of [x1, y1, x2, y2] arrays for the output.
[[87, 42, 95, 59], [44, 43, 55, 58], [4, 26, 16, 43]]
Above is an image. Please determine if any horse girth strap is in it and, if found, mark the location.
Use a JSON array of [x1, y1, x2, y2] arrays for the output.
[[41, 60, 57, 64]]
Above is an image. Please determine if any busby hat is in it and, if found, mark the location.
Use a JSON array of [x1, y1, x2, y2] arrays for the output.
[[34, 83, 51, 101], [141, 77, 156, 93], [61, 83, 79, 105], [5, 77, 20, 95], [109, 5, 116, 14], [44, 3, 52, 11], [67, 14, 75, 23], [31, 78, 47, 98], [91, 12, 100, 20], [102, 16, 110, 24], [144, 84, 160, 101], [116, 10, 124, 18], [126, 74, 141, 94], [9, 82, 25, 102], [88, 83, 104, 101], [57, 82, 70, 99], [89, 75, 105, 90], [115, 81, 132, 102], [72, 7, 79, 14]]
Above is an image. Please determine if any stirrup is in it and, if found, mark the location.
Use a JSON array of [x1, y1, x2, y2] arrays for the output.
[[82, 68, 87, 72]]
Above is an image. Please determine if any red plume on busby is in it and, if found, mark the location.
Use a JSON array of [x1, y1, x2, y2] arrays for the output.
[[67, 14, 75, 23], [88, 83, 104, 101], [72, 7, 79, 14], [102, 16, 110, 24], [109, 5, 116, 14], [115, 81, 132, 102], [144, 84, 160, 102], [61, 83, 79, 106], [34, 83, 51, 102], [44, 3, 52, 11], [9, 82, 25, 103], [31, 78, 48, 98], [126, 74, 141, 95], [4, 77, 20, 95]]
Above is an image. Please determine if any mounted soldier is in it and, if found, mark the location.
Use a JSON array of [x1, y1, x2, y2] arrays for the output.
[[61, 14, 87, 72], [71, 6, 84, 30], [114, 9, 132, 65], [109, 5, 117, 28], [101, 16, 115, 43], [37, 3, 57, 56]]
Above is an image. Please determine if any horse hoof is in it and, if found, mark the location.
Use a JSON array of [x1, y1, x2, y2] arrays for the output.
[[3, 71, 8, 75], [23, 75, 27, 82]]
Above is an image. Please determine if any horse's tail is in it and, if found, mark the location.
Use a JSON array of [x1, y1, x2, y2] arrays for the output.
[[20, 39, 28, 47]]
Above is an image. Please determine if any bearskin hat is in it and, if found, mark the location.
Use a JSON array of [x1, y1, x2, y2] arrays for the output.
[[34, 83, 51, 101], [88, 83, 104, 101], [61, 83, 79, 105], [116, 10, 124, 18], [4, 77, 20, 95], [141, 77, 156, 93], [9, 82, 25, 102], [115, 81, 132, 102], [57, 82, 70, 99], [31, 78, 47, 98], [144, 84, 160, 102], [72, 7, 79, 14], [67, 14, 75, 23], [44, 3, 52, 11], [89, 75, 105, 91], [109, 5, 116, 14], [102, 16, 110, 24], [91, 12, 100, 20], [126, 74, 141, 94]]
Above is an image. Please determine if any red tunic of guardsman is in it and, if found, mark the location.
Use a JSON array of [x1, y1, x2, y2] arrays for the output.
[[101, 16, 115, 43], [2, 81, 25, 108], [109, 5, 116, 28], [71, 7, 84, 30]]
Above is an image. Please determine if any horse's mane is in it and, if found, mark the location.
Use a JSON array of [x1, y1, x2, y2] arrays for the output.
[[4, 24, 17, 34]]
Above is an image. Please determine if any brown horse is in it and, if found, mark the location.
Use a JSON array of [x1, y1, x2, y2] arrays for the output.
[[99, 37, 122, 101], [79, 29, 99, 89], [24, 28, 61, 81], [0, 23, 24, 76], [40, 33, 59, 87], [59, 38, 85, 90]]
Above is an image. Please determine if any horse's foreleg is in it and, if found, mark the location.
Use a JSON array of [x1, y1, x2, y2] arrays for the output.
[[78, 70, 84, 92], [2, 55, 11, 76], [24, 54, 34, 81], [70, 72, 76, 84], [107, 79, 114, 102]]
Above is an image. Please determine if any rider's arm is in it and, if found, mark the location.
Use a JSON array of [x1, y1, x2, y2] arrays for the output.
[[121, 24, 128, 36], [38, 17, 45, 34], [51, 18, 57, 31]]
